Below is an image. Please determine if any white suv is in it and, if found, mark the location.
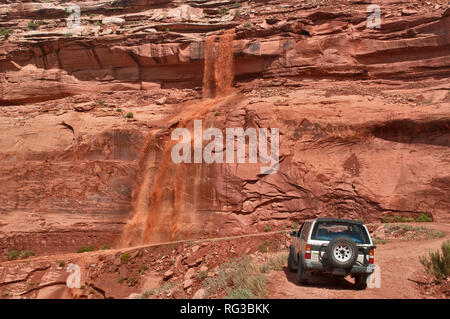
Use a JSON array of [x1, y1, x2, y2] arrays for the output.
[[288, 218, 376, 289]]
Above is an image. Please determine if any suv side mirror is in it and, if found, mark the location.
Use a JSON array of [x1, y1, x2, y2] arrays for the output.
[[290, 230, 297, 237]]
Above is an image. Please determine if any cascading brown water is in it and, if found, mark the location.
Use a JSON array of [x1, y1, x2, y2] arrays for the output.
[[121, 29, 235, 247], [215, 29, 234, 96], [203, 29, 235, 98], [202, 35, 216, 98]]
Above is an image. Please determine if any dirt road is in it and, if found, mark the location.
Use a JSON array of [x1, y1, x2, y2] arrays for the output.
[[1, 223, 448, 299], [267, 223, 450, 299]]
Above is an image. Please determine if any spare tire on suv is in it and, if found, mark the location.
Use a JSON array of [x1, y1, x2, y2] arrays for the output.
[[325, 236, 358, 269]]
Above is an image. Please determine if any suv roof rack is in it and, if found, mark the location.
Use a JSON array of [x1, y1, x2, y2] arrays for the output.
[[313, 217, 364, 225]]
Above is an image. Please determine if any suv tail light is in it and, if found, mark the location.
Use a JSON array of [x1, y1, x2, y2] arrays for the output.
[[305, 244, 311, 259], [369, 248, 374, 264]]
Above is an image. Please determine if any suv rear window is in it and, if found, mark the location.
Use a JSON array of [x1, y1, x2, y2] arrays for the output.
[[310, 221, 370, 244]]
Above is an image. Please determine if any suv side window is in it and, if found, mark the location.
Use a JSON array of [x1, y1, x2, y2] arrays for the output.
[[297, 223, 304, 237], [300, 222, 310, 240]]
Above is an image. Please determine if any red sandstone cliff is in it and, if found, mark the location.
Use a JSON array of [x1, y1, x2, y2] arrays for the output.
[[0, 0, 449, 256]]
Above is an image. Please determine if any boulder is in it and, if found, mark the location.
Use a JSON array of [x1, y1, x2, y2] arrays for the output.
[[167, 5, 204, 21], [401, 9, 418, 16], [74, 102, 95, 112], [163, 269, 174, 281], [192, 288, 205, 299], [155, 96, 166, 105], [102, 17, 126, 25], [183, 279, 193, 289], [184, 268, 195, 280]]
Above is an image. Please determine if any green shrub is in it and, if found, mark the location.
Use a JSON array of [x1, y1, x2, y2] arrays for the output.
[[77, 246, 94, 253], [267, 253, 288, 270], [139, 265, 148, 275], [225, 287, 256, 299], [197, 270, 208, 281], [257, 253, 287, 274], [420, 240, 450, 280], [101, 244, 110, 250], [120, 253, 131, 264], [21, 250, 35, 259], [382, 215, 416, 223], [126, 112, 134, 119], [259, 263, 269, 273], [117, 277, 126, 284], [7, 249, 20, 261], [0, 28, 12, 38], [141, 290, 152, 298], [258, 241, 270, 253], [381, 216, 392, 223], [27, 20, 43, 30], [425, 230, 446, 240], [393, 215, 415, 223], [57, 260, 65, 267], [264, 225, 271, 232], [28, 21, 37, 30], [204, 256, 267, 298], [244, 22, 252, 29], [416, 213, 432, 222], [291, 221, 299, 230], [218, 7, 229, 16], [228, 270, 266, 299], [384, 224, 445, 240], [127, 276, 137, 286], [141, 281, 179, 298]]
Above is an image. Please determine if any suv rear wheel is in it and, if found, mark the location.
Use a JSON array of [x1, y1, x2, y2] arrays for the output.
[[288, 245, 297, 272], [296, 254, 309, 285], [355, 275, 368, 290]]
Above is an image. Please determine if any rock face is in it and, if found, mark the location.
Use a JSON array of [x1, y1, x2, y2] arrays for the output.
[[1, 1, 449, 104], [0, 0, 449, 255]]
